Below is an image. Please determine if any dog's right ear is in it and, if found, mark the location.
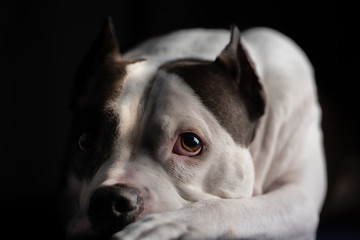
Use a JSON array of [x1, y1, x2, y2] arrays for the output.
[[71, 17, 125, 109], [216, 26, 266, 122]]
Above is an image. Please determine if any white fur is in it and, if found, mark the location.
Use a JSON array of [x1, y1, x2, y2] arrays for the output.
[[69, 28, 326, 240]]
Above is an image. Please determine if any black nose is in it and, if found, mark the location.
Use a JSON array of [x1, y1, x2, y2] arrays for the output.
[[88, 184, 143, 236]]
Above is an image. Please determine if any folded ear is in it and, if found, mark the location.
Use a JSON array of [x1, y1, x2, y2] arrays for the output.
[[216, 26, 266, 121], [71, 17, 125, 109]]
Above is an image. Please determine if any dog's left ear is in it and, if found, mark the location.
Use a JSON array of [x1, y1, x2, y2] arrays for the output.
[[216, 26, 266, 121], [71, 17, 125, 109]]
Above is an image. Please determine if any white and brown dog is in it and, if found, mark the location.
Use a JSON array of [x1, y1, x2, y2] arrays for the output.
[[64, 18, 327, 240]]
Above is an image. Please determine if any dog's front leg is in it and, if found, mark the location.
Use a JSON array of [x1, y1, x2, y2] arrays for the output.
[[111, 209, 206, 240], [111, 182, 319, 240]]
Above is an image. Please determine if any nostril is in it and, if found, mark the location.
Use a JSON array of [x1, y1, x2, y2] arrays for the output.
[[113, 197, 135, 215]]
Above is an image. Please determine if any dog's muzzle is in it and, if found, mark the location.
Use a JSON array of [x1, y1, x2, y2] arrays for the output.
[[88, 184, 144, 237]]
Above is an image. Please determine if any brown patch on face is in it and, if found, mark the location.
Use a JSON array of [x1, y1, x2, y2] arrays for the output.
[[73, 58, 137, 109], [160, 60, 256, 146], [160, 26, 265, 146], [71, 108, 119, 180], [68, 18, 140, 179]]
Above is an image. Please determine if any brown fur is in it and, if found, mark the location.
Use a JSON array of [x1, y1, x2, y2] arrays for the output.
[[159, 27, 265, 146], [71, 17, 129, 110], [160, 59, 255, 146], [69, 18, 126, 179]]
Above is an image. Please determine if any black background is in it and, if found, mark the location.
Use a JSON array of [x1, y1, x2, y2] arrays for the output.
[[2, 0, 358, 239]]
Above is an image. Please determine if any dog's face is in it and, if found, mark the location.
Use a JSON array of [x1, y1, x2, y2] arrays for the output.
[[66, 20, 265, 238]]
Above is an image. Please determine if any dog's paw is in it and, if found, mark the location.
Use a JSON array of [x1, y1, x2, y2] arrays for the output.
[[111, 212, 205, 240]]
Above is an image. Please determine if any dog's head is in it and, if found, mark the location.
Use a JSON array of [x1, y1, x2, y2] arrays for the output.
[[65, 18, 265, 239]]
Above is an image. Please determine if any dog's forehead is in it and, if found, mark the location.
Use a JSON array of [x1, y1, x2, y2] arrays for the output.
[[105, 61, 158, 134], [104, 58, 255, 147]]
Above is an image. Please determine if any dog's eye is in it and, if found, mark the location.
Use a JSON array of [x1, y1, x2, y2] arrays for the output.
[[78, 131, 98, 152], [173, 133, 202, 156]]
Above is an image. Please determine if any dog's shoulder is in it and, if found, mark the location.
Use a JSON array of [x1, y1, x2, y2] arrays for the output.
[[243, 29, 323, 195], [242, 28, 317, 116]]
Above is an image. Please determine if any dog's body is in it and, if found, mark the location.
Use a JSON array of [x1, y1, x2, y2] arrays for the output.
[[65, 20, 326, 240]]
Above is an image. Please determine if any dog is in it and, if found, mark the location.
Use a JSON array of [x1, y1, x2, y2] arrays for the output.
[[63, 18, 327, 240]]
